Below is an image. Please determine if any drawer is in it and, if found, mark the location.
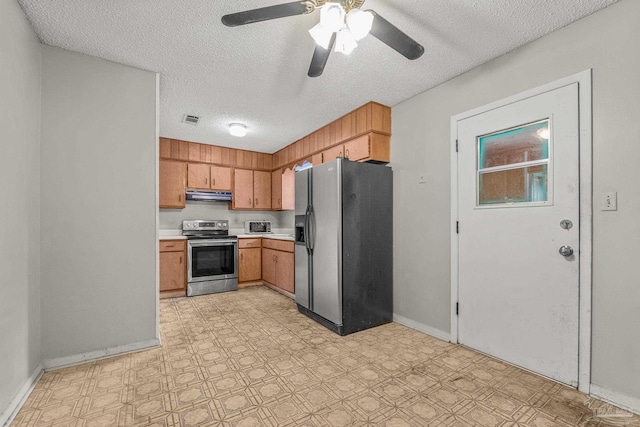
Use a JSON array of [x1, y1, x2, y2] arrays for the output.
[[239, 238, 262, 249], [262, 238, 294, 253], [159, 240, 186, 252]]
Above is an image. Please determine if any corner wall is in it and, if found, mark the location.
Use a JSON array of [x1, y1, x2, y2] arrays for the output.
[[392, 0, 640, 408], [40, 46, 159, 364], [0, 1, 42, 424]]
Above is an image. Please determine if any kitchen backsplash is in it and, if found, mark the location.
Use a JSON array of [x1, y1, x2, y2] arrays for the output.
[[159, 201, 294, 230]]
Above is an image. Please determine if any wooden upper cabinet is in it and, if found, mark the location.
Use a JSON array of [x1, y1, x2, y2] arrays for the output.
[[281, 168, 295, 211], [312, 152, 323, 166], [233, 169, 254, 209], [344, 133, 390, 163], [188, 163, 231, 191], [159, 160, 186, 208], [170, 139, 190, 161], [272, 169, 283, 210], [187, 163, 210, 189], [253, 170, 271, 210], [323, 144, 344, 162], [159, 138, 172, 159], [211, 166, 231, 190]]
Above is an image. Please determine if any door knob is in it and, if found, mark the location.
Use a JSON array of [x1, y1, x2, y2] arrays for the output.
[[559, 246, 574, 257]]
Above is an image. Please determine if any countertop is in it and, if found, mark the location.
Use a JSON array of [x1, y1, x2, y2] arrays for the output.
[[237, 234, 295, 241], [159, 229, 294, 241], [159, 230, 186, 240]]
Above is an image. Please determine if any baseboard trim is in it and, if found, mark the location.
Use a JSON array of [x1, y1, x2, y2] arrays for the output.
[[590, 384, 640, 415], [42, 338, 161, 371], [1, 364, 44, 427], [393, 314, 451, 342]]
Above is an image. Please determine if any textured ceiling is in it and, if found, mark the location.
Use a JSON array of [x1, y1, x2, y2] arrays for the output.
[[19, 0, 617, 153]]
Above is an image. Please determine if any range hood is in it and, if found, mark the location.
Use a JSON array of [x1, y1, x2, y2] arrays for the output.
[[185, 189, 232, 202]]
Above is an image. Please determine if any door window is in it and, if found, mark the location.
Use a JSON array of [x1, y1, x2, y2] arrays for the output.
[[477, 119, 551, 206]]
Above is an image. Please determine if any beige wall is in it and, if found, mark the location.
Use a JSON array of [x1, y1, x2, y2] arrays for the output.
[[40, 46, 159, 363], [0, 1, 42, 423], [392, 0, 640, 405]]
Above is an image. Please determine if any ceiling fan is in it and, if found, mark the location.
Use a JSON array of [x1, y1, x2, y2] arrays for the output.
[[221, 0, 424, 77]]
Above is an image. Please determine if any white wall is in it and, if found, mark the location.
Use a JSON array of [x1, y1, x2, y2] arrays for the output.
[[40, 46, 159, 364], [0, 1, 42, 423], [392, 0, 640, 407]]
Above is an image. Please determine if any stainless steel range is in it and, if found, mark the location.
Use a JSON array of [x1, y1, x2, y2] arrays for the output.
[[182, 220, 238, 296]]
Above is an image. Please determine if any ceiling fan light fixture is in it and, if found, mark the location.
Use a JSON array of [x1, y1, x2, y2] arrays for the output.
[[229, 123, 247, 137], [345, 9, 373, 41], [335, 27, 358, 55], [320, 2, 346, 32], [308, 22, 334, 49]]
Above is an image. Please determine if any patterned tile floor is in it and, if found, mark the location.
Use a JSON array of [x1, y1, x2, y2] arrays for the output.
[[12, 286, 639, 427]]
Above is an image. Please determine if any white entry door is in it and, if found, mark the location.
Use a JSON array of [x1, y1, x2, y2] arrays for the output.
[[457, 83, 580, 386]]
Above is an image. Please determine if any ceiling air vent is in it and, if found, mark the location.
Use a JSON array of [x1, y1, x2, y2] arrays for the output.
[[183, 114, 200, 126]]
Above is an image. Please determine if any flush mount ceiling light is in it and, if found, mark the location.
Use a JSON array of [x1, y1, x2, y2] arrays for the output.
[[229, 123, 247, 137], [222, 0, 424, 78]]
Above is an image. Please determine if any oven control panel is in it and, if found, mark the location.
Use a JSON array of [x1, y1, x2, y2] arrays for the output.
[[182, 220, 229, 231]]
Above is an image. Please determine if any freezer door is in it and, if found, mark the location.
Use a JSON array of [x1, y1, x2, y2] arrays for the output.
[[310, 159, 342, 325], [295, 169, 310, 215], [295, 244, 310, 308]]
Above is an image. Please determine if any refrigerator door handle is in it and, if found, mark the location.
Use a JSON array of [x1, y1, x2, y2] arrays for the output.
[[308, 206, 316, 253], [304, 205, 311, 255]]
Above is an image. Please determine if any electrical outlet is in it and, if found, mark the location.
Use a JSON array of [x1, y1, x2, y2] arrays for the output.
[[419, 173, 427, 184], [602, 192, 617, 211]]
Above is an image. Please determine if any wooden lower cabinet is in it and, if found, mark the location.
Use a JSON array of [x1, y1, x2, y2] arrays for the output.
[[159, 240, 186, 298], [238, 238, 262, 283], [261, 239, 295, 294]]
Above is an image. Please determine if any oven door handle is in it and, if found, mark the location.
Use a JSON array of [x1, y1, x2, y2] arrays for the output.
[[188, 239, 238, 247]]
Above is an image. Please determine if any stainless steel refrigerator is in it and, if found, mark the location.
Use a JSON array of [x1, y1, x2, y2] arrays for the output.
[[294, 158, 393, 335]]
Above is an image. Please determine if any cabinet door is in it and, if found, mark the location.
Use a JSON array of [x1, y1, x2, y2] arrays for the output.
[[271, 169, 282, 210], [233, 169, 254, 209], [187, 163, 210, 189], [239, 248, 262, 282], [281, 168, 295, 211], [211, 166, 231, 190], [323, 144, 344, 162], [312, 152, 323, 166], [261, 248, 276, 285], [275, 251, 295, 293], [344, 134, 370, 162], [159, 160, 186, 208], [159, 251, 185, 292], [253, 171, 272, 210]]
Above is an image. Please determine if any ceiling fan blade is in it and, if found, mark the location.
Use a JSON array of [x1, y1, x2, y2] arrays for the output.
[[368, 11, 424, 60], [308, 34, 336, 78], [222, 2, 309, 27]]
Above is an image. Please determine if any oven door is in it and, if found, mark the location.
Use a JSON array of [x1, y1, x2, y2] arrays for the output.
[[187, 239, 238, 283]]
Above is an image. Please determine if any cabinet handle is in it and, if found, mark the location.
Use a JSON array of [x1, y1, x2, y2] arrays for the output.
[[179, 256, 182, 264], [249, 198, 251, 205], [205, 178, 208, 185], [178, 194, 182, 202], [241, 253, 244, 261], [213, 179, 216, 185], [255, 198, 258, 206], [345, 149, 349, 158], [165, 244, 175, 248]]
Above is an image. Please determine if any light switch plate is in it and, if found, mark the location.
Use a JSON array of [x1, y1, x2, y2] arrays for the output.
[[602, 192, 617, 211]]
